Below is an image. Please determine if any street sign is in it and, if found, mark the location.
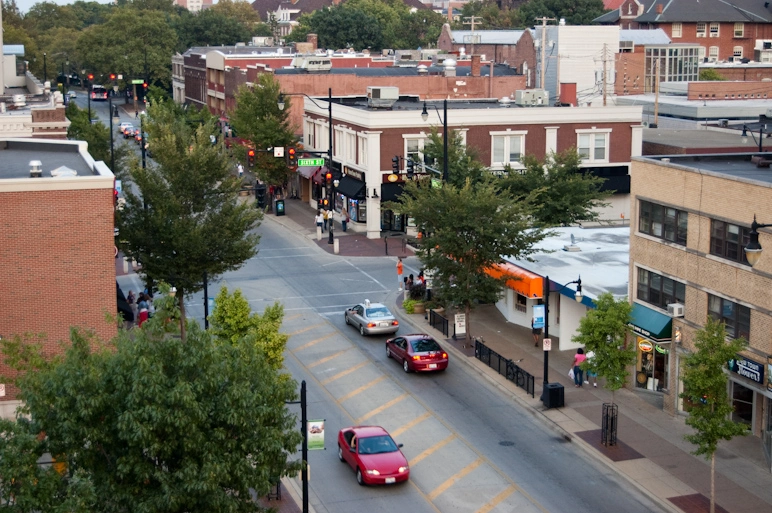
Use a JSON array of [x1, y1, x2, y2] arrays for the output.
[[130, 79, 144, 85], [274, 146, 284, 158], [298, 158, 325, 167]]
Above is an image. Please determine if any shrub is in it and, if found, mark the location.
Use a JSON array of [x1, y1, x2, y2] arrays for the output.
[[402, 298, 417, 314]]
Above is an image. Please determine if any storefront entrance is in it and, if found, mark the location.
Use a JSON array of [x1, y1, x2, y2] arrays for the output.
[[629, 303, 673, 394]]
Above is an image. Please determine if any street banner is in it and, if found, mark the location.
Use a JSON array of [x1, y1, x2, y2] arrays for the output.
[[308, 420, 325, 450], [532, 305, 545, 329]]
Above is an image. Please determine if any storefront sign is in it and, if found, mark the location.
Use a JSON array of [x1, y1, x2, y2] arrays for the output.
[[388, 174, 399, 182], [655, 344, 669, 355], [728, 354, 764, 385], [532, 305, 545, 330], [638, 340, 653, 352], [343, 167, 364, 181]]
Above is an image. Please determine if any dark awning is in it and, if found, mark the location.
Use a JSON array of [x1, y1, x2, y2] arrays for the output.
[[629, 303, 672, 342], [336, 176, 365, 199], [297, 166, 321, 179], [380, 182, 404, 202]]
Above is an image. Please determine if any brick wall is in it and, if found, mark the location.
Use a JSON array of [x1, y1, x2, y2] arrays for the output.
[[688, 81, 772, 100], [0, 188, 117, 401]]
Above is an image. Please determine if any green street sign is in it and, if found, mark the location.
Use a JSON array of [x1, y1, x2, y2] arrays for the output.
[[130, 79, 144, 85], [297, 158, 325, 167]]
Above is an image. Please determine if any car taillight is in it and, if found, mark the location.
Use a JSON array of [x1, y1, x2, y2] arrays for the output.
[[412, 355, 420, 360], [442, 353, 448, 358], [391, 320, 399, 326], [367, 323, 376, 328]]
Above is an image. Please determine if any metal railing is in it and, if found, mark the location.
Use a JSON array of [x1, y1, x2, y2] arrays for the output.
[[429, 309, 449, 336], [475, 338, 535, 398]]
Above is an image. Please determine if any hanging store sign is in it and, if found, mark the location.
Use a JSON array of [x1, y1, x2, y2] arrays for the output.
[[728, 354, 764, 385], [638, 340, 654, 352]]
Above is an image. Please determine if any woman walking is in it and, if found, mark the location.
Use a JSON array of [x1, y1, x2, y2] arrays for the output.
[[572, 348, 586, 388]]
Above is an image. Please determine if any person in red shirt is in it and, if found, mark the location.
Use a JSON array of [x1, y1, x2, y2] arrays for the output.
[[396, 257, 404, 291], [573, 348, 587, 387]]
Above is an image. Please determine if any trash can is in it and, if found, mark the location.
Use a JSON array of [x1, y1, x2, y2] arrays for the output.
[[274, 199, 285, 216], [542, 382, 564, 409]]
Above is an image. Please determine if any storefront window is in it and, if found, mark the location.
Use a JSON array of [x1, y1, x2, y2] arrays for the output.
[[635, 337, 669, 392], [731, 381, 753, 427]]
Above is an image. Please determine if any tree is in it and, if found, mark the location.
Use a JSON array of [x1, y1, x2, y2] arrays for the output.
[[572, 293, 635, 403], [391, 176, 547, 341], [516, 0, 608, 26], [421, 127, 489, 188], [302, 5, 386, 51], [6, 297, 302, 513], [229, 74, 297, 187], [699, 68, 727, 81], [208, 0, 260, 26], [66, 102, 110, 163], [680, 317, 748, 513], [172, 8, 253, 51], [500, 149, 611, 227], [116, 101, 261, 341]]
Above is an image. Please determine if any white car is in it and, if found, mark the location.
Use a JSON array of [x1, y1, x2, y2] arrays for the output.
[[119, 122, 134, 135], [344, 300, 399, 336], [67, 91, 77, 98]]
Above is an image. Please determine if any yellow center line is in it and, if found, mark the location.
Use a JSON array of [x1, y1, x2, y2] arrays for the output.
[[321, 360, 370, 385], [428, 458, 483, 501], [390, 411, 432, 438], [409, 434, 456, 467], [475, 484, 516, 513], [286, 323, 327, 337], [283, 313, 304, 322], [307, 349, 348, 369], [337, 375, 387, 402], [355, 393, 409, 424], [293, 333, 336, 352]]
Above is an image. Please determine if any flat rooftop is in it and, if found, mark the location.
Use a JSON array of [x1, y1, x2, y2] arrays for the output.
[[328, 96, 560, 112], [635, 152, 772, 186], [0, 140, 95, 179]]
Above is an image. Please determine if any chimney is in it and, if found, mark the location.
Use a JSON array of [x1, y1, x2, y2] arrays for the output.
[[29, 160, 42, 178], [560, 83, 577, 106], [471, 55, 481, 77], [656, 3, 663, 14], [307, 33, 318, 51]]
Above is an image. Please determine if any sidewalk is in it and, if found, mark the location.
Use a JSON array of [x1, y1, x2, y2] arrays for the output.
[[394, 302, 772, 513]]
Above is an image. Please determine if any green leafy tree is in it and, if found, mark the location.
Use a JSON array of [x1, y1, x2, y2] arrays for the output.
[[209, 0, 260, 25], [421, 127, 488, 187], [303, 5, 386, 50], [6, 298, 301, 513], [391, 176, 547, 340], [229, 74, 296, 186], [172, 8, 253, 51], [210, 287, 289, 369], [457, 1, 524, 29], [572, 293, 635, 402], [680, 317, 748, 513], [500, 148, 611, 227], [517, 0, 608, 25], [116, 101, 261, 341], [22, 2, 81, 34], [699, 68, 727, 81], [2, 0, 24, 29], [66, 102, 110, 163]]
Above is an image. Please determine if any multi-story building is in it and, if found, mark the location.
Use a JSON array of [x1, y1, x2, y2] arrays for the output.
[[174, 0, 213, 12], [298, 92, 642, 238], [630, 152, 772, 465], [0, 139, 118, 418]]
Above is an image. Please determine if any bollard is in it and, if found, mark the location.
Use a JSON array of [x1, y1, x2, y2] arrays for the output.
[[334, 238, 339, 254], [385, 236, 389, 255], [317, 226, 322, 240]]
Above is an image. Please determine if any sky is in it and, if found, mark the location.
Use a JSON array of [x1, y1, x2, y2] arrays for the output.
[[13, 0, 114, 15]]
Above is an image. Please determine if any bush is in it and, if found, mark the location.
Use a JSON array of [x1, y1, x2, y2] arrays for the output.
[[409, 284, 426, 300], [402, 298, 417, 314]]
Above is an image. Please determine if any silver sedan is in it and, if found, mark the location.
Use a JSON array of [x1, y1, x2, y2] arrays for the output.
[[344, 301, 399, 336]]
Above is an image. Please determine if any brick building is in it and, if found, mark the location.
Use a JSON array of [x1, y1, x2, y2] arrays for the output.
[[0, 139, 117, 417], [630, 153, 772, 461], [298, 93, 642, 239]]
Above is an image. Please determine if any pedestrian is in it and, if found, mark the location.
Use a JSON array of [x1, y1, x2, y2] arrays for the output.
[[127, 290, 137, 325], [237, 162, 244, 178], [531, 317, 543, 347], [342, 209, 350, 232], [135, 110, 139, 119], [315, 210, 324, 231], [397, 257, 404, 291], [406, 274, 414, 291], [573, 348, 586, 388], [585, 350, 598, 387], [323, 210, 329, 231]]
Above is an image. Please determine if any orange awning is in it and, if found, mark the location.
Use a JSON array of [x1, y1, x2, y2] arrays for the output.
[[486, 262, 544, 299]]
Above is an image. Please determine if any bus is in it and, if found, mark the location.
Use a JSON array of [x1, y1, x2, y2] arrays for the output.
[[91, 85, 108, 101]]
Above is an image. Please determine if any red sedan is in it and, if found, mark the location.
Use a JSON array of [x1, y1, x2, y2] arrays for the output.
[[386, 334, 449, 373], [337, 426, 409, 486]]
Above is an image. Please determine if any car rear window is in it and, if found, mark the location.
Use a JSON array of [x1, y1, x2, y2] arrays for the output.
[[366, 307, 391, 318], [411, 339, 441, 353]]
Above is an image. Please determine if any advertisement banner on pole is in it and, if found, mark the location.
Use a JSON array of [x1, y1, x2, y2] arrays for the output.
[[532, 304, 545, 329], [307, 420, 325, 450]]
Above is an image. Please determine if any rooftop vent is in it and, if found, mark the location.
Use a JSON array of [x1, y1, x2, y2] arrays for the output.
[[498, 97, 511, 107], [29, 160, 42, 178], [417, 64, 428, 74]]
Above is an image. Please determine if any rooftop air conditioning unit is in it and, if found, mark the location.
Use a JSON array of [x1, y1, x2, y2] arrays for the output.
[[667, 303, 684, 318], [366, 86, 399, 109]]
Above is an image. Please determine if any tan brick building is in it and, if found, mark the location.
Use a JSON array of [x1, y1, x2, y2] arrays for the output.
[[0, 139, 117, 417], [630, 153, 772, 461]]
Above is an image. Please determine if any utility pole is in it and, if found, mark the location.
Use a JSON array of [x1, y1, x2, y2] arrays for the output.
[[463, 16, 483, 56], [603, 43, 608, 106], [654, 58, 660, 126], [535, 17, 555, 91]]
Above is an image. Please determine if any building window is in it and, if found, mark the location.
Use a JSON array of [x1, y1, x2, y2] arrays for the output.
[[576, 131, 609, 162], [305, 120, 315, 149], [516, 293, 527, 313], [334, 128, 343, 158], [357, 135, 367, 166], [345, 132, 356, 162], [709, 46, 719, 61], [708, 294, 750, 340], [733, 46, 743, 59], [672, 23, 682, 38], [491, 133, 525, 167], [637, 268, 686, 309], [710, 220, 750, 265], [710, 22, 720, 37], [696, 22, 706, 37], [638, 200, 688, 245], [734, 22, 744, 37], [405, 136, 431, 168]]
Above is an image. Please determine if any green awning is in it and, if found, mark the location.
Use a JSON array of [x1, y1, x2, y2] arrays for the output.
[[629, 303, 672, 342]]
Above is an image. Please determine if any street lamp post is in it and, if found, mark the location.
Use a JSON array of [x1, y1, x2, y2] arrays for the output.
[[420, 99, 449, 182], [541, 275, 583, 389], [741, 124, 765, 152], [744, 216, 772, 266], [43, 52, 47, 84], [285, 380, 308, 513]]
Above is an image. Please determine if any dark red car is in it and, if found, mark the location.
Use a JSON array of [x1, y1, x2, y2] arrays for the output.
[[337, 426, 409, 486], [386, 334, 448, 373]]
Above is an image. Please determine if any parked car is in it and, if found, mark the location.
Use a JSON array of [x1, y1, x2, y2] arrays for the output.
[[344, 300, 399, 336], [123, 127, 135, 139], [385, 334, 448, 373], [337, 426, 409, 486], [119, 122, 134, 135], [67, 91, 77, 99]]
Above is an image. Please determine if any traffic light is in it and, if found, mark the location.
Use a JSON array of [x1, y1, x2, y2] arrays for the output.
[[407, 158, 415, 179], [247, 149, 255, 168], [321, 171, 327, 187], [325, 170, 333, 186], [255, 184, 267, 209], [109, 73, 116, 81], [286, 147, 297, 168], [87, 73, 94, 83], [322, 197, 330, 207], [392, 156, 399, 173], [143, 82, 148, 90]]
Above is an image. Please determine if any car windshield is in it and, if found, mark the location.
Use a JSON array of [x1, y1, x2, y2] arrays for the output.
[[411, 339, 441, 353], [358, 435, 398, 454], [365, 307, 391, 319]]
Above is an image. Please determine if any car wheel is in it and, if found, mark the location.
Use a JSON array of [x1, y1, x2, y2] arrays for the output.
[[359, 325, 365, 336], [345, 314, 350, 325], [356, 468, 365, 486], [338, 444, 345, 462], [403, 360, 410, 373], [386, 346, 391, 358]]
